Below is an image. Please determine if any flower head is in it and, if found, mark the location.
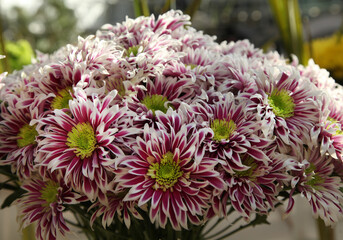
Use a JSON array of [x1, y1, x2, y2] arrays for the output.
[[190, 92, 271, 173], [17, 175, 82, 240], [36, 90, 137, 201], [285, 148, 343, 225], [0, 93, 48, 179], [115, 118, 225, 230], [251, 67, 321, 153]]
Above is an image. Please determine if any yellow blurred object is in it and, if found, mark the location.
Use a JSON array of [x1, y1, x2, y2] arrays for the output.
[[309, 33, 343, 80]]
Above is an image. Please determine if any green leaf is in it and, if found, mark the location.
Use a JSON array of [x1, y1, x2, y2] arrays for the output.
[[0, 165, 17, 179], [5, 39, 34, 72], [1, 188, 26, 209], [268, 0, 307, 64], [185, 0, 202, 19], [251, 214, 270, 227], [133, 0, 150, 17]]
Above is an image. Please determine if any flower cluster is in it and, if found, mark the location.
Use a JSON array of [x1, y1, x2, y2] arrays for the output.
[[1, 10, 343, 240]]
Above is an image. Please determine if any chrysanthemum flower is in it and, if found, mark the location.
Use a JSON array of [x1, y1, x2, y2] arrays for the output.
[[127, 74, 196, 126], [97, 13, 183, 83], [98, 10, 191, 41], [310, 96, 343, 161], [164, 47, 233, 94], [250, 67, 321, 153], [298, 59, 336, 91], [17, 175, 82, 240], [89, 189, 143, 229], [218, 39, 263, 58], [217, 56, 260, 96], [36, 90, 137, 201], [0, 93, 47, 179], [207, 150, 290, 219], [285, 148, 343, 225], [115, 121, 225, 230], [190, 92, 271, 173]]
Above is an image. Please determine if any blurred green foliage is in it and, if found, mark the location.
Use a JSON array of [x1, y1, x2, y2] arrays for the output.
[[4, 40, 33, 72], [2, 0, 78, 54], [268, 0, 306, 64]]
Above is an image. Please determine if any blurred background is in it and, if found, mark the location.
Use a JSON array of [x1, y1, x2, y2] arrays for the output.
[[0, 0, 343, 239], [0, 0, 342, 51], [1, 0, 343, 79]]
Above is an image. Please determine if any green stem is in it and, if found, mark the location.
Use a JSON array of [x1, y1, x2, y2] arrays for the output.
[[268, 0, 306, 64], [204, 216, 242, 240], [317, 218, 335, 240], [22, 224, 35, 240], [202, 217, 226, 237], [133, 0, 150, 17], [185, 0, 202, 19], [0, 182, 19, 191], [0, 166, 17, 179], [160, 0, 173, 13], [140, 0, 150, 17]]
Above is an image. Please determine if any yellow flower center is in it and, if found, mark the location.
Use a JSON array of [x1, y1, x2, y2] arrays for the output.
[[51, 87, 73, 110], [211, 119, 236, 142], [66, 122, 97, 159], [268, 89, 295, 119], [147, 152, 183, 191], [17, 124, 38, 148], [304, 163, 325, 190]]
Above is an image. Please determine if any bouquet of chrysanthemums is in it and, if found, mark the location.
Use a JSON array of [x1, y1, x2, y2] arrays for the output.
[[1, 10, 343, 240]]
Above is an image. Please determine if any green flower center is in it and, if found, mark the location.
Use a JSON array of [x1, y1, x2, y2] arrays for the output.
[[40, 180, 59, 204], [234, 156, 258, 179], [268, 89, 295, 118], [17, 124, 38, 148], [305, 174, 325, 188], [126, 45, 140, 57], [211, 119, 236, 141], [113, 78, 126, 97], [141, 94, 169, 114], [326, 117, 343, 136], [51, 87, 73, 110], [66, 122, 97, 159], [147, 152, 183, 191], [304, 163, 325, 190]]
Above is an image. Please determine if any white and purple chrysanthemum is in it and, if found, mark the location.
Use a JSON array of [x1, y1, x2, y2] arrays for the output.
[[285, 147, 343, 225], [208, 149, 290, 219], [114, 119, 225, 230], [17, 174, 82, 240], [310, 96, 343, 161], [35, 89, 137, 201], [89, 189, 143, 229], [190, 92, 271, 173], [127, 74, 196, 126], [0, 93, 48, 179], [250, 67, 321, 153]]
